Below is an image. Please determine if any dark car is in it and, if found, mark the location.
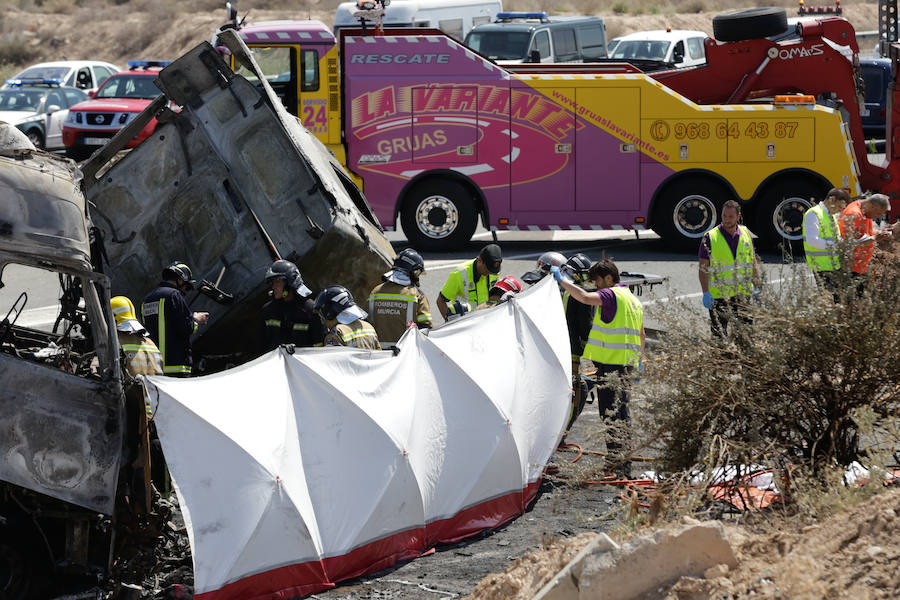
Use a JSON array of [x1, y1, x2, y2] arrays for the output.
[[860, 58, 890, 139]]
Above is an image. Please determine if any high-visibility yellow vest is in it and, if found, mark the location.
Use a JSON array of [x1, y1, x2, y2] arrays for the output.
[[802, 203, 841, 272], [442, 259, 499, 305], [707, 226, 754, 299], [583, 287, 642, 367]]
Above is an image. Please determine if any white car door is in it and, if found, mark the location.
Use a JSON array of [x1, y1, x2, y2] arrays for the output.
[[43, 89, 67, 150]]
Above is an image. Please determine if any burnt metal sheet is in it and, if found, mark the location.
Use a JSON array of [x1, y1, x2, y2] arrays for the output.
[[0, 355, 122, 514], [82, 34, 394, 358], [0, 145, 90, 271]]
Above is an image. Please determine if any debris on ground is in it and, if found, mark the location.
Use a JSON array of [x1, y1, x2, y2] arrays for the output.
[[466, 488, 900, 600]]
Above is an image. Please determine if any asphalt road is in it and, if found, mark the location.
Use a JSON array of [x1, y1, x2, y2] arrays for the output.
[[2, 223, 809, 334]]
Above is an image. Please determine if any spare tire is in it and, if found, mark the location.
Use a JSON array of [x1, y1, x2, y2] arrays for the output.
[[713, 7, 788, 42]]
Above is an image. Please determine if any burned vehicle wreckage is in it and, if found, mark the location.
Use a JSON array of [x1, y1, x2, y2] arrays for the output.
[[0, 30, 393, 598]]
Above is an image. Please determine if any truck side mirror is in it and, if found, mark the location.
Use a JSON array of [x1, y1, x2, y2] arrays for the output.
[[529, 49, 541, 63], [672, 43, 684, 64]]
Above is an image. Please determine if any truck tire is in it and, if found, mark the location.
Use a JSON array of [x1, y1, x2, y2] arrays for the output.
[[713, 8, 788, 42], [753, 179, 827, 252], [652, 176, 729, 252], [401, 179, 477, 251]]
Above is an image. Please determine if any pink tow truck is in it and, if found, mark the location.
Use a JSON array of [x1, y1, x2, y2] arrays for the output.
[[230, 15, 859, 251]]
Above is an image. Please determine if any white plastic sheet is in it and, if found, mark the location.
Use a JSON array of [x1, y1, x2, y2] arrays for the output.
[[145, 277, 570, 599]]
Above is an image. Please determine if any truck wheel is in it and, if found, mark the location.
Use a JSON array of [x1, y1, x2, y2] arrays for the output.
[[401, 179, 477, 251], [754, 180, 825, 252], [713, 7, 787, 42], [25, 129, 44, 150], [652, 177, 728, 252]]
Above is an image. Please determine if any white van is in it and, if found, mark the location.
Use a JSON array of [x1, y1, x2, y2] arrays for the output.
[[608, 29, 708, 68], [333, 0, 502, 41]]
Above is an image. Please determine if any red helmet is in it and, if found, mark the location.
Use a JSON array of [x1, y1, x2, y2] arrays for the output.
[[491, 275, 523, 296]]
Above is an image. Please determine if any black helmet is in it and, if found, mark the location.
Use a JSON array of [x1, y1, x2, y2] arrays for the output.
[[265, 259, 312, 297], [522, 251, 566, 284], [562, 253, 592, 285], [314, 285, 367, 324], [162, 262, 196, 288], [390, 248, 425, 283]]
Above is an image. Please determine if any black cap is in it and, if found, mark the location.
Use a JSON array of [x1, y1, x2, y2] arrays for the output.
[[479, 243, 502, 274]]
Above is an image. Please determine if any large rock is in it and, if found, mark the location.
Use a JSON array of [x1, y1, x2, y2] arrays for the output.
[[534, 521, 738, 600]]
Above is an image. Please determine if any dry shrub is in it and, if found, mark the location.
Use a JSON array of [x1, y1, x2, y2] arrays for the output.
[[34, 0, 77, 13], [112, 9, 172, 57], [682, 0, 706, 13], [0, 35, 37, 65], [631, 243, 900, 520]]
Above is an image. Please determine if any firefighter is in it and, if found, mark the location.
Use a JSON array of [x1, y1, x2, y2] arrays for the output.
[[698, 200, 760, 338], [111, 295, 161, 509], [553, 259, 644, 477], [436, 243, 502, 320], [315, 285, 380, 349], [802, 187, 850, 300], [141, 262, 209, 377], [475, 275, 522, 310], [521, 251, 566, 285], [559, 253, 596, 434], [260, 259, 323, 352], [111, 295, 163, 380], [367, 248, 432, 348]]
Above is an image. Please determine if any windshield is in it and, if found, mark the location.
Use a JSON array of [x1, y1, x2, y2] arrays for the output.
[[15, 66, 69, 82], [0, 90, 43, 112], [464, 31, 531, 60], [611, 40, 671, 61], [95, 74, 159, 100]]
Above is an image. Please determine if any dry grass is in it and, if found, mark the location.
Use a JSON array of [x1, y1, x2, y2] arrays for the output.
[[0, 0, 881, 71]]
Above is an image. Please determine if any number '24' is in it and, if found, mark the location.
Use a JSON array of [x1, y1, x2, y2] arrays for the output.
[[303, 105, 328, 126]]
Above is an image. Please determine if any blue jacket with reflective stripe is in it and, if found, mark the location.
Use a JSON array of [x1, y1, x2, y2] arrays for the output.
[[142, 281, 196, 374]]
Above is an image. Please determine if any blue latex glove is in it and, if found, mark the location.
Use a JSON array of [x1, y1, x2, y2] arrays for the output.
[[550, 265, 564, 283], [702, 291, 714, 310], [638, 360, 645, 374]]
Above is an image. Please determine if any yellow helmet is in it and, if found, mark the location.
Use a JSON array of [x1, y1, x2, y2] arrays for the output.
[[110, 296, 145, 333]]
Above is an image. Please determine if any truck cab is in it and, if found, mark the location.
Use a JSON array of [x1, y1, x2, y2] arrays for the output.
[[233, 20, 342, 150]]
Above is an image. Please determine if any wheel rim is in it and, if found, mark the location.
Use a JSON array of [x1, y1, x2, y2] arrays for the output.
[[672, 194, 717, 238], [26, 132, 42, 149], [771, 196, 812, 240], [414, 195, 459, 239]]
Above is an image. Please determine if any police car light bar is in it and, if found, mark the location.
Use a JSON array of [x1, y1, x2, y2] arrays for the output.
[[495, 11, 550, 21], [128, 60, 173, 70], [4, 77, 64, 87]]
